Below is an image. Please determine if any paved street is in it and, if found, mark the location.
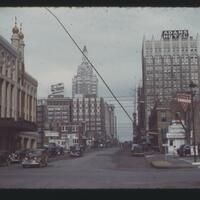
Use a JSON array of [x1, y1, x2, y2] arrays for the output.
[[1, 147, 200, 189]]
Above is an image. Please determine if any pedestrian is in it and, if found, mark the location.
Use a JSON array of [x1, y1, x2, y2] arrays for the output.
[[173, 146, 177, 157]]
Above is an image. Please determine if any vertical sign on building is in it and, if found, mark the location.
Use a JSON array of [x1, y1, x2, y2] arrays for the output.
[[176, 93, 191, 112]]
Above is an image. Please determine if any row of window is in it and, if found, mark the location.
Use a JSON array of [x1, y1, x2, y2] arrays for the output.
[[145, 48, 197, 54], [145, 55, 198, 65]]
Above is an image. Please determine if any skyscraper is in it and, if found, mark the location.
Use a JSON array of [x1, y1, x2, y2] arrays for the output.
[[142, 30, 200, 129], [72, 46, 98, 97]]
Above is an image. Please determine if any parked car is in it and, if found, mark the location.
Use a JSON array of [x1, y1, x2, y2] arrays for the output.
[[70, 145, 83, 157], [22, 149, 49, 168], [0, 151, 11, 166], [177, 144, 191, 157], [9, 149, 31, 163], [131, 144, 145, 157], [9, 152, 21, 163], [46, 143, 64, 157]]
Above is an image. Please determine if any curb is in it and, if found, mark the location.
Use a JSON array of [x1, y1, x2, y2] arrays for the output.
[[150, 160, 196, 169]]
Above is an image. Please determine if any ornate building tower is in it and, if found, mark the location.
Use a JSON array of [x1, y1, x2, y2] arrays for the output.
[[0, 18, 38, 151], [72, 46, 98, 97]]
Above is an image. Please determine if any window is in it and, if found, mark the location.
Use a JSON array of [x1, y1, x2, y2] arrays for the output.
[[191, 56, 198, 65], [160, 111, 166, 122], [164, 56, 171, 65], [170, 139, 173, 146], [182, 56, 189, 65], [145, 56, 153, 64], [155, 56, 162, 65]]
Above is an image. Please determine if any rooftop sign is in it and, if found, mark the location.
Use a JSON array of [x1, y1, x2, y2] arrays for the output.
[[162, 30, 189, 40], [51, 82, 64, 94]]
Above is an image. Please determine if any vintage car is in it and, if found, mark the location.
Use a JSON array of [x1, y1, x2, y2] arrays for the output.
[[44, 143, 64, 157], [9, 149, 33, 163], [131, 144, 145, 157], [22, 149, 48, 168], [9, 152, 21, 163], [0, 151, 11, 166], [177, 144, 191, 157], [69, 145, 83, 157]]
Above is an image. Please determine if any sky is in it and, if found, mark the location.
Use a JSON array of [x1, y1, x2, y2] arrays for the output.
[[0, 7, 200, 142]]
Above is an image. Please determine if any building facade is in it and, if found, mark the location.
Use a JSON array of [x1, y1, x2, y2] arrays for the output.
[[0, 20, 38, 151], [142, 30, 200, 130], [36, 99, 48, 147], [46, 96, 71, 138], [72, 95, 105, 147], [72, 46, 98, 97]]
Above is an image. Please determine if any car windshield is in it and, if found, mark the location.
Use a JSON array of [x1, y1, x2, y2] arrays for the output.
[[27, 150, 43, 156]]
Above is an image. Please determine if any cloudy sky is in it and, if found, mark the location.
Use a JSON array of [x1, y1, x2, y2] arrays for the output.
[[0, 7, 200, 141]]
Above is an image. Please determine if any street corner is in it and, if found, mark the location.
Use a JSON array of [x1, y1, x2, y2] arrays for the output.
[[151, 160, 172, 169], [192, 162, 200, 166]]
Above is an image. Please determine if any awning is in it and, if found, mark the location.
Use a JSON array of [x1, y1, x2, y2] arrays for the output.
[[147, 131, 159, 135]]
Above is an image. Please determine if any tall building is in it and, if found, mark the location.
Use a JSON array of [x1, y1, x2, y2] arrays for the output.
[[72, 95, 105, 146], [142, 30, 200, 130], [0, 19, 38, 151], [71, 94, 117, 147], [72, 46, 98, 97], [37, 84, 71, 142]]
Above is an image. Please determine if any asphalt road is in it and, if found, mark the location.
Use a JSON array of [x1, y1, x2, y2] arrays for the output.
[[0, 147, 200, 189]]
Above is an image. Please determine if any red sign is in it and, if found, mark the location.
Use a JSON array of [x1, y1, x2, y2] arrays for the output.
[[176, 93, 191, 112]]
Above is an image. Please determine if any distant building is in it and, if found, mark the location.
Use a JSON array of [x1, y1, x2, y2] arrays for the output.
[[166, 120, 186, 155], [59, 122, 85, 150], [142, 30, 200, 130], [72, 46, 98, 97], [36, 99, 48, 147], [72, 94, 105, 147], [46, 95, 71, 137], [0, 19, 38, 151]]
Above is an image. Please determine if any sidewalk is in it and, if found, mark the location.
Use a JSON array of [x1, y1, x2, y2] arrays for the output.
[[145, 153, 199, 169]]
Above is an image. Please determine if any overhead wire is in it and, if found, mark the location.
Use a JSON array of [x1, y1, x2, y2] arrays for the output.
[[45, 7, 133, 123]]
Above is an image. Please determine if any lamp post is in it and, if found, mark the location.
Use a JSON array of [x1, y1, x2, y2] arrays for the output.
[[189, 81, 197, 163]]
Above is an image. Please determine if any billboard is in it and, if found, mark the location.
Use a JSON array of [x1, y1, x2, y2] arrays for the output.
[[162, 30, 189, 40], [51, 82, 64, 94], [45, 131, 59, 137]]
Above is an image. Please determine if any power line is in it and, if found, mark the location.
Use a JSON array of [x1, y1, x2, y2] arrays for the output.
[[45, 8, 133, 123]]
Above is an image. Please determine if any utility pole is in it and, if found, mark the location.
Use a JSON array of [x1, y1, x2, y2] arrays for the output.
[[133, 85, 137, 143], [189, 81, 197, 163]]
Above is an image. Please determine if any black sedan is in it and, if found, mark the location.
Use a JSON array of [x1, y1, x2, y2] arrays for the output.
[[9, 149, 32, 163], [22, 149, 49, 168], [70, 145, 83, 157], [177, 144, 191, 157]]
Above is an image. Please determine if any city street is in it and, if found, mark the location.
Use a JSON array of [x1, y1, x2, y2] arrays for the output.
[[1, 147, 200, 189]]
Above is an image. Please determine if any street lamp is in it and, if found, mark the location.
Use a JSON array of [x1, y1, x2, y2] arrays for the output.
[[189, 81, 197, 163]]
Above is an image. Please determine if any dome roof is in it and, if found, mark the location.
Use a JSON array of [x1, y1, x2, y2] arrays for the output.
[[19, 24, 24, 39], [12, 17, 19, 34], [12, 24, 19, 34]]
